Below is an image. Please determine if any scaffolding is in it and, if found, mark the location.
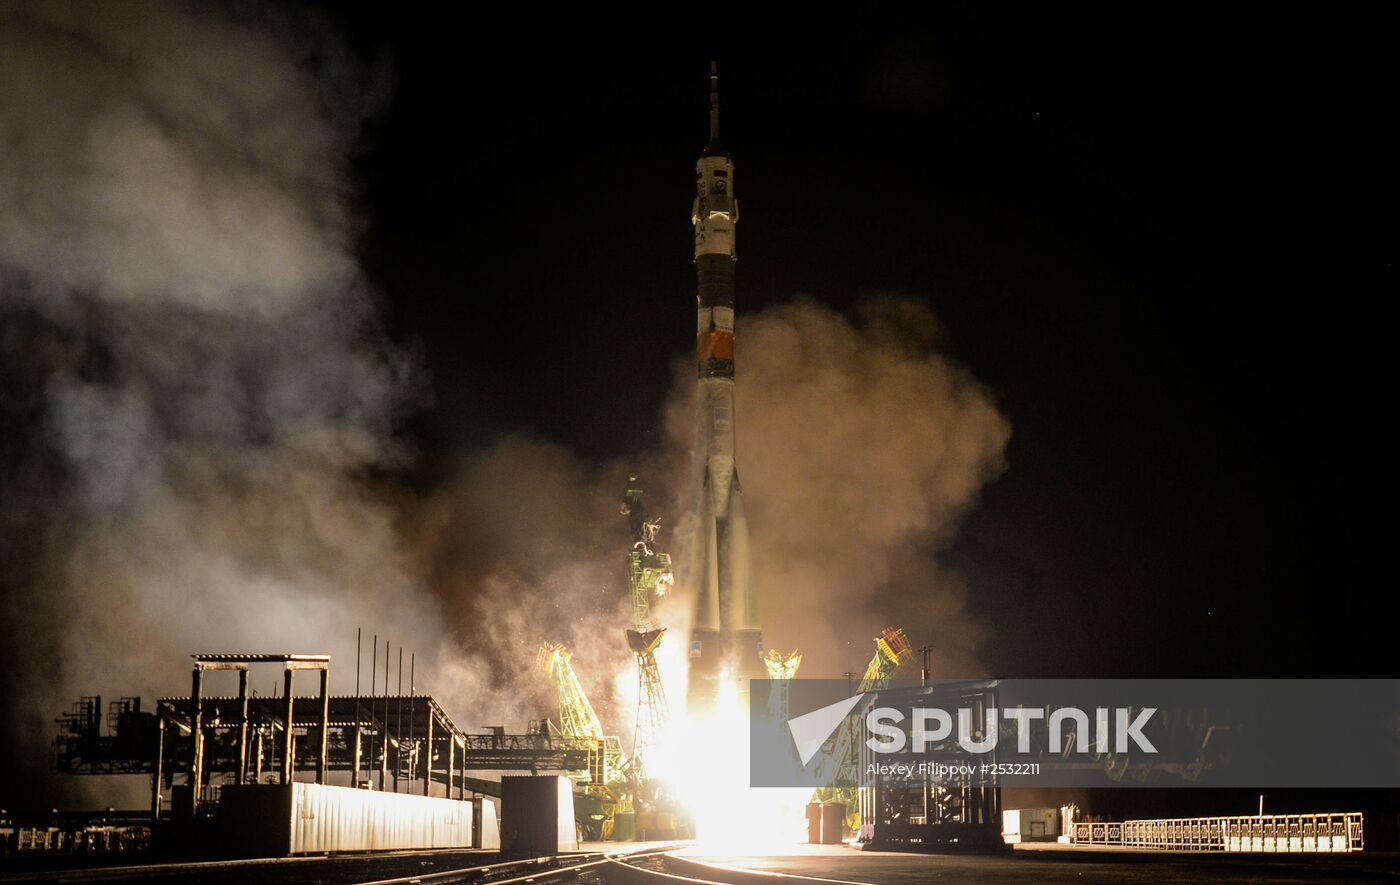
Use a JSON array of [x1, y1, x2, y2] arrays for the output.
[[620, 474, 673, 788], [814, 627, 913, 787], [626, 628, 669, 786], [856, 679, 1003, 849], [535, 643, 623, 786], [49, 651, 557, 827]]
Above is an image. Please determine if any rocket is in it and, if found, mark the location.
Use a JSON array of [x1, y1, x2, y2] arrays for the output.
[[688, 64, 764, 713]]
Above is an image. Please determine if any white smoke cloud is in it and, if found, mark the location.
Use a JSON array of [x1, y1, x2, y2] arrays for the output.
[[0, 0, 430, 803], [0, 0, 360, 315]]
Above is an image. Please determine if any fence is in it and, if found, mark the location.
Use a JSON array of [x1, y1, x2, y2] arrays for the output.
[[1073, 812, 1363, 852]]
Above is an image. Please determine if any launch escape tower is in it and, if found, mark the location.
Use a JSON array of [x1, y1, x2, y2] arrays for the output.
[[620, 475, 673, 788], [688, 63, 765, 713]]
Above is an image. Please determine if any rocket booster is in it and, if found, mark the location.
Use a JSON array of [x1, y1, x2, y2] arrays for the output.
[[688, 64, 763, 713]]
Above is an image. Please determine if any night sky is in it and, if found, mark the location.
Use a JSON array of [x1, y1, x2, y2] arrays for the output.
[[339, 10, 1389, 678]]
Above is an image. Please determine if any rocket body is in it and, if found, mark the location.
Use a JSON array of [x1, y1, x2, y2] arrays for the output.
[[688, 68, 764, 713]]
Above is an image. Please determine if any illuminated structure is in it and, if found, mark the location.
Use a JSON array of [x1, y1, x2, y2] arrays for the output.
[[688, 63, 763, 712], [763, 648, 802, 721], [855, 678, 1002, 848], [620, 475, 673, 787], [762, 648, 802, 681], [815, 628, 912, 787], [536, 643, 623, 787], [627, 627, 668, 785]]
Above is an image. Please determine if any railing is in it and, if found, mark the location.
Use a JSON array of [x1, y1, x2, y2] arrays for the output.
[[1073, 812, 1364, 852], [2, 818, 153, 855]]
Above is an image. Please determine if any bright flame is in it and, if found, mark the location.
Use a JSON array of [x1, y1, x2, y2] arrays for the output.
[[659, 668, 812, 852]]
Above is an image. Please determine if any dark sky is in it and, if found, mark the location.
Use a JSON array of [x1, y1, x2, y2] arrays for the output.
[[337, 9, 1390, 678]]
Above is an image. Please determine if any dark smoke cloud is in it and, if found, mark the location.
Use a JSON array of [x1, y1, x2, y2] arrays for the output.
[[0, 1, 1009, 807]]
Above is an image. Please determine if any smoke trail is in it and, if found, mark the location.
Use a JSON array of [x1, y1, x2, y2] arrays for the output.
[[0, 1, 433, 803]]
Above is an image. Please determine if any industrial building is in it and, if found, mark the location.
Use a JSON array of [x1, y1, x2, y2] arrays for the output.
[[39, 651, 615, 856]]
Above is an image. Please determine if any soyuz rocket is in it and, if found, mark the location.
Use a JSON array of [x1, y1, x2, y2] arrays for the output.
[[688, 64, 764, 712]]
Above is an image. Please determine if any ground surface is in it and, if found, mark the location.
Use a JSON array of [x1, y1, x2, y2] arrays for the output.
[[3, 842, 1395, 883], [673, 843, 1400, 884]]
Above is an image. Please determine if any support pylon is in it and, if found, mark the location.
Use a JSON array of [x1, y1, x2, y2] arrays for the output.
[[621, 475, 673, 788]]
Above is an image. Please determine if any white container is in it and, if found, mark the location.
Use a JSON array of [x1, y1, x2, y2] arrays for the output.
[[476, 796, 501, 850], [1002, 807, 1060, 843], [218, 782, 474, 855]]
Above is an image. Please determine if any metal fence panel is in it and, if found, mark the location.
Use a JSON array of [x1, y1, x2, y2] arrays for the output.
[[1074, 813, 1362, 852]]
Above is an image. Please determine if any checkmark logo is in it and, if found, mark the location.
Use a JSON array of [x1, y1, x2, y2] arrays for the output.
[[787, 693, 865, 765]]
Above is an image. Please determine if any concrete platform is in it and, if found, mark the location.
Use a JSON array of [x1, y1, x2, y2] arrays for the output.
[[676, 842, 1400, 883]]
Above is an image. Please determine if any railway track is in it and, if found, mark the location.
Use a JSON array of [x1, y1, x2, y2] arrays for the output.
[[0, 845, 875, 885], [0, 848, 600, 885], [356, 847, 875, 885]]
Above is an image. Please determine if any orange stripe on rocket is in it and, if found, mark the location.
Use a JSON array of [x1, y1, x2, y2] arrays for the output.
[[697, 330, 735, 361]]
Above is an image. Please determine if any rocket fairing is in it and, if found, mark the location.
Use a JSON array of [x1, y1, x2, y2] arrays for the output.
[[688, 64, 764, 713]]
